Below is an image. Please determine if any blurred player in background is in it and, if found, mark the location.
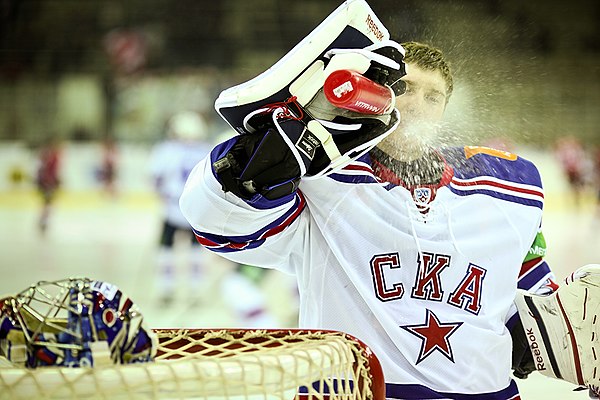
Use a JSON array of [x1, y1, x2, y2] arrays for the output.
[[149, 111, 213, 305], [150, 113, 277, 326], [97, 136, 119, 198], [178, 35, 600, 398], [554, 135, 588, 208], [36, 137, 62, 234], [594, 145, 600, 222]]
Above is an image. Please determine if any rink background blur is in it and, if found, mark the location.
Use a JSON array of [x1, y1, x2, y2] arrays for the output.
[[0, 148, 598, 398], [1, 0, 599, 399]]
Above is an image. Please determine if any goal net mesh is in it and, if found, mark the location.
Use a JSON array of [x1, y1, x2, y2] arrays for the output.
[[0, 328, 384, 400]]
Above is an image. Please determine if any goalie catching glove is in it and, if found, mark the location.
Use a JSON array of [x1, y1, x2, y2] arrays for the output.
[[212, 0, 404, 200], [213, 42, 404, 200], [515, 264, 600, 397]]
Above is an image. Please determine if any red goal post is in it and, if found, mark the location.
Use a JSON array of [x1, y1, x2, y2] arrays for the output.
[[0, 328, 385, 400]]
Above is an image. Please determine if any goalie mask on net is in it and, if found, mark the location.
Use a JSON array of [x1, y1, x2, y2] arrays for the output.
[[0, 278, 157, 368]]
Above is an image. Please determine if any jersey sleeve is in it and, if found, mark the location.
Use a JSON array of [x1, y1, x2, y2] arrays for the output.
[[179, 138, 308, 273], [505, 226, 557, 332], [517, 228, 556, 293], [446, 146, 545, 210]]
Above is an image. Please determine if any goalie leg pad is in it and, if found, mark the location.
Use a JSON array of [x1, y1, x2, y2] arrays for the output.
[[515, 264, 600, 395]]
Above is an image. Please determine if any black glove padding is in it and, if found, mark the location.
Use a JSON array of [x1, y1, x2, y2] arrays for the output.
[[510, 318, 536, 379], [364, 44, 407, 95], [213, 126, 305, 201]]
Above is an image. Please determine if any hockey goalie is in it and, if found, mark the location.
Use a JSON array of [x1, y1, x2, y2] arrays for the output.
[[179, 0, 600, 398]]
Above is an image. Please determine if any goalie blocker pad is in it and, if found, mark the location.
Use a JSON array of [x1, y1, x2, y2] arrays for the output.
[[214, 0, 403, 178], [515, 264, 600, 395]]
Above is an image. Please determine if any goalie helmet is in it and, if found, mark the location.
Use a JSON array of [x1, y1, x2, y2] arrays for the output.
[[167, 111, 208, 141], [0, 278, 157, 368]]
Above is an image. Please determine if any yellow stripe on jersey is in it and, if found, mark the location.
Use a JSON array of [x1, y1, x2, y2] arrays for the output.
[[464, 146, 518, 161]]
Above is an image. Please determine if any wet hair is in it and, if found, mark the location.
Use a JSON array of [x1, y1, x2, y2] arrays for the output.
[[401, 41, 454, 101]]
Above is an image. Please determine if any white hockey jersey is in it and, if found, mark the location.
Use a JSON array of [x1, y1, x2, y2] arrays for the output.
[[180, 141, 552, 399]]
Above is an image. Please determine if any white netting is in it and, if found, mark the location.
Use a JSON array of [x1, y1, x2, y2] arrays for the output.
[[0, 329, 384, 400]]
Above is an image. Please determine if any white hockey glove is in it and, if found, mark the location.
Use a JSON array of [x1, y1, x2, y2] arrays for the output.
[[515, 264, 600, 397]]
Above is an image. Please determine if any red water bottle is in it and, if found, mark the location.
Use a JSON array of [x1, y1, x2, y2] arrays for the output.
[[323, 69, 393, 115]]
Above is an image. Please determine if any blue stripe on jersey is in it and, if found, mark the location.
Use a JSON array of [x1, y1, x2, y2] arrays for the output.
[[326, 149, 545, 211], [209, 138, 296, 210], [326, 155, 382, 185], [442, 147, 542, 188], [192, 191, 305, 252], [386, 380, 520, 399], [328, 171, 379, 184], [518, 260, 552, 291], [194, 230, 266, 252], [447, 185, 544, 209], [441, 147, 544, 209], [505, 311, 520, 332]]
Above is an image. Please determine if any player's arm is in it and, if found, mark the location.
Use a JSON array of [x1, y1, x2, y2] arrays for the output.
[[179, 138, 308, 272], [180, 36, 406, 264]]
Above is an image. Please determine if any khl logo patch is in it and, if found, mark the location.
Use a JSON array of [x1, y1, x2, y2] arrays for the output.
[[413, 187, 432, 204]]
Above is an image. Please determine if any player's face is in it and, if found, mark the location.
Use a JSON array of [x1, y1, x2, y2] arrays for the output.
[[378, 63, 448, 160], [395, 63, 447, 124]]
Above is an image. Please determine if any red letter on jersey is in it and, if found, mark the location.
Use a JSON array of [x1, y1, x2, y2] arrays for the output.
[[448, 264, 486, 315], [371, 253, 404, 302], [411, 252, 450, 302]]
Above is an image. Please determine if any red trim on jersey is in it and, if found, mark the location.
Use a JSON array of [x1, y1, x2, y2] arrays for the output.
[[259, 191, 306, 240], [547, 278, 559, 292], [371, 152, 453, 211], [195, 235, 219, 247], [451, 178, 544, 198], [371, 151, 454, 190], [519, 257, 543, 279], [342, 163, 375, 174], [437, 155, 454, 187], [195, 191, 306, 250], [371, 158, 401, 185]]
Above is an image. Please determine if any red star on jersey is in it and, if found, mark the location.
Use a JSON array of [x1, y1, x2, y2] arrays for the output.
[[402, 309, 463, 364]]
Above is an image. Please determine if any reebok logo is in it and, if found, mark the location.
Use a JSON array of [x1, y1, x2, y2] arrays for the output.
[[526, 328, 547, 371], [295, 129, 320, 160], [365, 15, 384, 41]]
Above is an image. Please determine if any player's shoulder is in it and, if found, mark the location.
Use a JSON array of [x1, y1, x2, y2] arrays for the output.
[[441, 146, 544, 209], [441, 145, 542, 188]]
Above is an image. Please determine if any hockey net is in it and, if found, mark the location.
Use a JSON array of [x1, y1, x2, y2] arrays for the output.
[[0, 328, 385, 400]]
